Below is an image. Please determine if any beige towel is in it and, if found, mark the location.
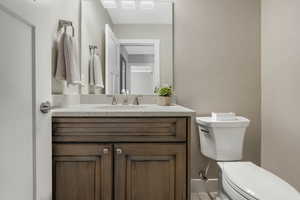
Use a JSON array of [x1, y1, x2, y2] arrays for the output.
[[89, 54, 104, 88], [64, 34, 81, 85], [54, 32, 67, 80]]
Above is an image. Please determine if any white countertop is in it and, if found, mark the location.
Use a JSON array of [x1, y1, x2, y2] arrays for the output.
[[51, 104, 195, 117]]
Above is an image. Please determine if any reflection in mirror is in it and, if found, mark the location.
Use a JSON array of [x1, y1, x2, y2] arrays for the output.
[[81, 0, 173, 95]]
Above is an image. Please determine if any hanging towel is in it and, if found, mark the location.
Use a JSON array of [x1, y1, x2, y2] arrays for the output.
[[64, 34, 81, 85], [89, 54, 104, 88], [54, 32, 67, 80]]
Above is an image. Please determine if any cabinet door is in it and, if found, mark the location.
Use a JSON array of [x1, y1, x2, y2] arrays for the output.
[[53, 144, 113, 200], [114, 143, 186, 200]]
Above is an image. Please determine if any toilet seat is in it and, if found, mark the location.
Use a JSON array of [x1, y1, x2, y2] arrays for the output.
[[222, 175, 255, 200], [218, 162, 300, 200], [223, 173, 257, 200]]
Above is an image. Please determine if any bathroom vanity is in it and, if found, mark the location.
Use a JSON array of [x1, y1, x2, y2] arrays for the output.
[[50, 1, 181, 198], [52, 104, 194, 200]]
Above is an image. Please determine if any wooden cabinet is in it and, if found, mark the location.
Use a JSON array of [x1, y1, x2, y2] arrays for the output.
[[114, 143, 186, 200], [52, 117, 190, 200], [53, 117, 187, 142], [53, 144, 113, 200]]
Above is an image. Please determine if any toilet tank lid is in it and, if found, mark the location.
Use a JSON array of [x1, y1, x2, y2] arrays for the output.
[[196, 116, 250, 128], [218, 162, 300, 200]]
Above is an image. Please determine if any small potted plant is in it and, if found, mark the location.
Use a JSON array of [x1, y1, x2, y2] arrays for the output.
[[155, 86, 173, 106]]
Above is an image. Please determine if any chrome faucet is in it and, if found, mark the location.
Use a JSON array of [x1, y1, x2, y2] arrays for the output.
[[132, 96, 142, 105], [110, 95, 117, 105], [121, 89, 129, 105]]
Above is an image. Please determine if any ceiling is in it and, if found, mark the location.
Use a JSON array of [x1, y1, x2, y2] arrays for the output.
[[104, 2, 173, 24]]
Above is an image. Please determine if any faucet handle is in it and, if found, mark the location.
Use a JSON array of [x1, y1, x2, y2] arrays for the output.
[[107, 95, 118, 105], [133, 96, 143, 105], [112, 96, 118, 105]]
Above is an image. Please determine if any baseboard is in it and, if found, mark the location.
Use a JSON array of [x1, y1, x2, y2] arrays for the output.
[[191, 178, 219, 193]]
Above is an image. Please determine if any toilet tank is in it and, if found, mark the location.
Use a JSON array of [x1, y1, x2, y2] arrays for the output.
[[196, 116, 250, 161]]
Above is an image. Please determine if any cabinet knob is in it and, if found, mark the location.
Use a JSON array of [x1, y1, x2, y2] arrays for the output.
[[103, 148, 109, 154], [116, 148, 123, 155]]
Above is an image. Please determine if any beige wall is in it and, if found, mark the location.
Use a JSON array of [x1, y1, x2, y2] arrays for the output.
[[114, 24, 173, 87], [261, 0, 300, 190], [174, 0, 261, 178]]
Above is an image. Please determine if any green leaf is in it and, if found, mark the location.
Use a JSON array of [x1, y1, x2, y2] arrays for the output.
[[157, 86, 172, 97]]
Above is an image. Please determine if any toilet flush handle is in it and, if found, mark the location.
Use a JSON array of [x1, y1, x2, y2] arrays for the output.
[[200, 128, 210, 136]]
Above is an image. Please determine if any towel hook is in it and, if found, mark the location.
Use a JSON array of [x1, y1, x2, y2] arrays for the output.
[[89, 45, 98, 55], [58, 19, 75, 37]]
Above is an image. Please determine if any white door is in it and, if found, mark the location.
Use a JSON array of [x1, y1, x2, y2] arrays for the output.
[[105, 24, 120, 94], [119, 39, 160, 93], [0, 1, 52, 200]]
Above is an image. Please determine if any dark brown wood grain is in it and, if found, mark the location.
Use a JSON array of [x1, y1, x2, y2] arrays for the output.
[[114, 143, 186, 200], [53, 117, 187, 142], [52, 117, 191, 200], [53, 144, 113, 200], [187, 117, 192, 200]]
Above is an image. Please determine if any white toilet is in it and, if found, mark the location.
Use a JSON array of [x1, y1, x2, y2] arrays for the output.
[[196, 115, 300, 200]]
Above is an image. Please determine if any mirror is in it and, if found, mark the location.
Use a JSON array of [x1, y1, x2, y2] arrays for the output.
[[81, 0, 173, 95]]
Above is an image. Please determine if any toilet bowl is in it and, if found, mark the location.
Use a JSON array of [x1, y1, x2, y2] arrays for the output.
[[196, 116, 300, 200], [218, 162, 300, 200]]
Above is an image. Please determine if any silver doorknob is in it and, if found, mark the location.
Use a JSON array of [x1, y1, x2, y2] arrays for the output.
[[116, 148, 123, 155], [40, 101, 51, 114], [103, 148, 109, 154]]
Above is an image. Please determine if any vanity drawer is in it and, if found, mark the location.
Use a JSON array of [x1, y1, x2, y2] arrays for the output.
[[52, 117, 187, 142]]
